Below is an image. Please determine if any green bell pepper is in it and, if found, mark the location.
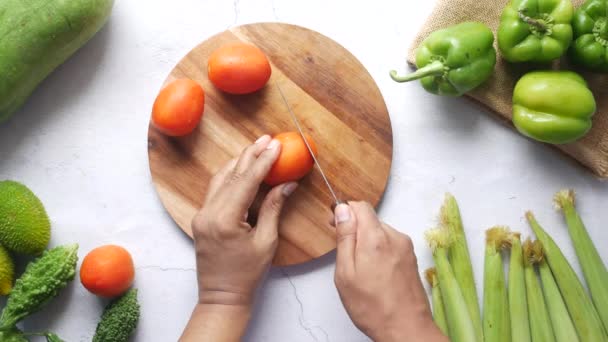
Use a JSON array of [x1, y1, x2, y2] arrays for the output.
[[512, 71, 596, 144], [571, 0, 608, 71], [498, 0, 574, 63], [390, 22, 496, 96]]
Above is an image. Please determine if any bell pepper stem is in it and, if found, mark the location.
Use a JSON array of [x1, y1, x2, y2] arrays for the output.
[[594, 18, 608, 45], [390, 60, 446, 83], [518, 10, 549, 33]]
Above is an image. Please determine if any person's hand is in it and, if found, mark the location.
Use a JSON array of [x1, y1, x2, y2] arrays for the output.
[[181, 135, 297, 341], [191, 135, 297, 307], [333, 202, 447, 342]]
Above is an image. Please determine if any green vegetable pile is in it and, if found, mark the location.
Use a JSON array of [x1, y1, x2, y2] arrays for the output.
[[0, 245, 78, 341], [0, 245, 79, 329], [0, 180, 140, 341], [0, 244, 140, 341], [391, 0, 606, 145], [0, 180, 52, 295], [424, 190, 608, 342]]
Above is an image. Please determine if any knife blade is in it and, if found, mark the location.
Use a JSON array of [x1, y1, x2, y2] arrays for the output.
[[275, 81, 342, 207]]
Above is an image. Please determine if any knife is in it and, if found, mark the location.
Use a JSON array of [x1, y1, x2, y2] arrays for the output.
[[275, 81, 342, 208]]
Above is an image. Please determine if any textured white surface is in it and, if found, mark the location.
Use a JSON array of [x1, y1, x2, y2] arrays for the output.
[[1, 0, 607, 341]]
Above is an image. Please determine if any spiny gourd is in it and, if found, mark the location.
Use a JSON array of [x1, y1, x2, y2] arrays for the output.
[[0, 0, 114, 122], [0, 244, 78, 329], [0, 180, 50, 255], [0, 244, 15, 295], [93, 288, 140, 342]]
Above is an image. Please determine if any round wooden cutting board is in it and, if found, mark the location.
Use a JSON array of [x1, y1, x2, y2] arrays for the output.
[[148, 23, 393, 266]]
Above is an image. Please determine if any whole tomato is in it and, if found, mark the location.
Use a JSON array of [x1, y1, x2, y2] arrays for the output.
[[80, 245, 135, 298], [207, 43, 271, 94], [264, 132, 318, 186], [152, 79, 205, 136]]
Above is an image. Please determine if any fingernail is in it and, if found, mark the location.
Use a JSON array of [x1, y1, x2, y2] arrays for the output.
[[335, 204, 351, 224], [266, 139, 280, 150], [255, 135, 271, 144], [282, 182, 298, 196]]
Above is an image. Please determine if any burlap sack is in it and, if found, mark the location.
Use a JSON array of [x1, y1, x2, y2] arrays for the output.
[[407, 0, 608, 178]]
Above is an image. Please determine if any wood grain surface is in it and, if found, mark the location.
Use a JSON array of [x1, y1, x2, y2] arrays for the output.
[[148, 23, 393, 266]]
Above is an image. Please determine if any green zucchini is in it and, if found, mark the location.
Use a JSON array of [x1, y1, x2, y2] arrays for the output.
[[0, 0, 114, 122]]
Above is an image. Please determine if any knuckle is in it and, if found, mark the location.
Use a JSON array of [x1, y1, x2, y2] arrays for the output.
[[259, 148, 279, 163], [368, 233, 387, 250], [238, 145, 258, 162], [352, 201, 373, 212], [336, 231, 356, 243], [256, 233, 278, 251], [400, 234, 414, 250], [374, 242, 386, 252], [244, 143, 258, 155], [269, 234, 279, 247], [266, 193, 284, 213], [208, 174, 224, 189], [349, 201, 365, 211], [210, 171, 223, 184], [412, 253, 419, 269], [215, 224, 236, 239], [334, 270, 352, 290], [195, 210, 234, 238], [334, 272, 345, 288], [228, 170, 247, 184], [191, 212, 215, 237]]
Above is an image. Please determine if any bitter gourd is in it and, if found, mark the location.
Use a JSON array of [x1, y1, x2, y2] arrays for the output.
[[0, 244, 78, 329], [93, 288, 140, 342]]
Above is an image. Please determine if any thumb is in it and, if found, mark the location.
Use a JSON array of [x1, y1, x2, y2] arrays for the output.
[[255, 182, 298, 243], [334, 203, 357, 273]]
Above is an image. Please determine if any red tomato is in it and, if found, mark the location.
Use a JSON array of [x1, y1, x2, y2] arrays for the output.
[[152, 79, 205, 136], [264, 132, 318, 186], [80, 245, 135, 298], [207, 43, 271, 94]]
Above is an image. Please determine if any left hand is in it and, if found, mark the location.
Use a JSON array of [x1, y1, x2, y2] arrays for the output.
[[190, 135, 297, 307]]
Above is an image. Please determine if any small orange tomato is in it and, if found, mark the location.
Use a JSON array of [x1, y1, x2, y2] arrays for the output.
[[80, 245, 135, 298], [264, 132, 318, 186], [207, 43, 271, 94], [152, 79, 205, 136]]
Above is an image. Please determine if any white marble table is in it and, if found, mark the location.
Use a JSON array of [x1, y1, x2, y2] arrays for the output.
[[1, 1, 606, 341]]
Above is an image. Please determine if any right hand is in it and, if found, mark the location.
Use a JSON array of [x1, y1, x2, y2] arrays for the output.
[[333, 202, 447, 342]]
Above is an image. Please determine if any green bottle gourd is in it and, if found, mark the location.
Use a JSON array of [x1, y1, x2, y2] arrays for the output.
[[0, 0, 114, 122]]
